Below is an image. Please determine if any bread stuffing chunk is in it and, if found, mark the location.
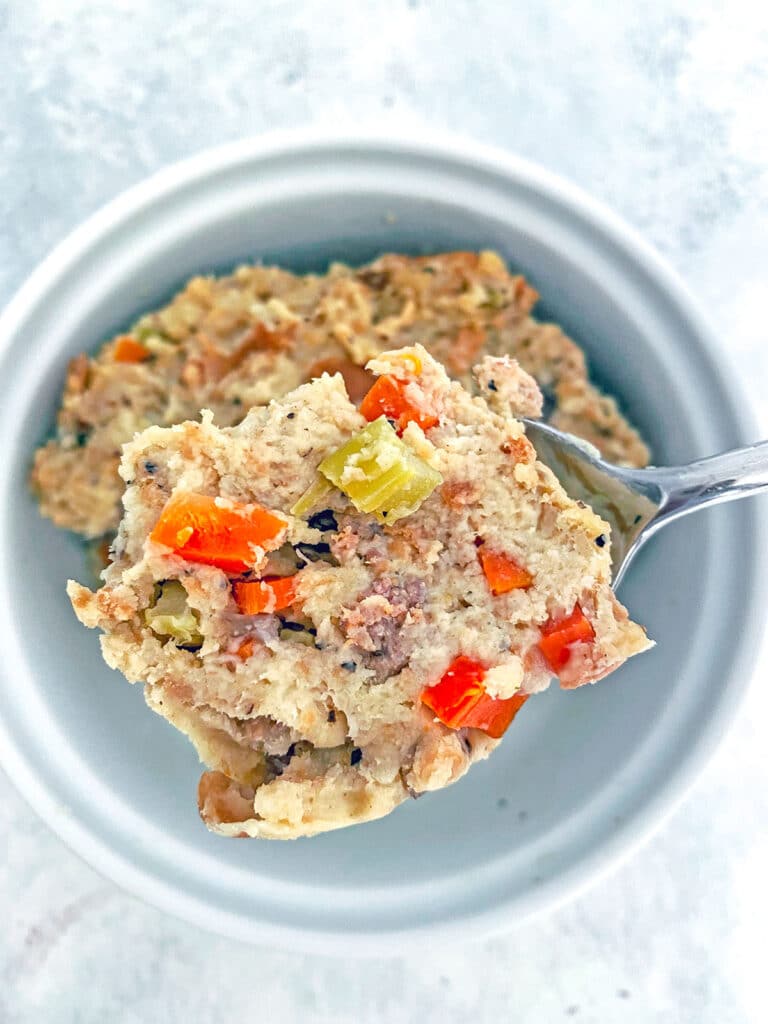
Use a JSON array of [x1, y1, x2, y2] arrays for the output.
[[68, 345, 651, 838]]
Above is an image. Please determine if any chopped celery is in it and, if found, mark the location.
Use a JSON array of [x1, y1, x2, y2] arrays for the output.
[[144, 580, 202, 647], [291, 476, 333, 517], [318, 417, 441, 523]]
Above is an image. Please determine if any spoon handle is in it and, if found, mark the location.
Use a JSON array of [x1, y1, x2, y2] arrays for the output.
[[644, 440, 768, 525]]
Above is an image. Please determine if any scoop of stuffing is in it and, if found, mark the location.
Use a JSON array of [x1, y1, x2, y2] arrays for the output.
[[68, 345, 651, 838]]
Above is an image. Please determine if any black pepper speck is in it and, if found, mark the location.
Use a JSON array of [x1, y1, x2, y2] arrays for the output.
[[595, 534, 606, 547], [487, 379, 497, 392], [340, 661, 357, 672], [350, 748, 362, 766]]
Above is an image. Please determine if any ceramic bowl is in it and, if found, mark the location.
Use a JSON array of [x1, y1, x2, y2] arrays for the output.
[[0, 131, 763, 954]]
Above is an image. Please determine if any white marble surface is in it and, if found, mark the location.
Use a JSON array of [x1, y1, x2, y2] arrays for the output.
[[2, 1, 768, 1021]]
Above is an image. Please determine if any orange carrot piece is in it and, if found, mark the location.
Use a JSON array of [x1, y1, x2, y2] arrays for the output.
[[236, 637, 255, 660], [113, 336, 150, 363], [478, 547, 533, 594], [359, 375, 439, 434], [150, 493, 287, 573], [538, 604, 596, 671], [422, 656, 486, 728], [233, 576, 299, 615], [421, 655, 528, 740], [459, 690, 529, 739]]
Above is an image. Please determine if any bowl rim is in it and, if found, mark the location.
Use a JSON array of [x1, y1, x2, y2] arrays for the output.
[[0, 128, 765, 954]]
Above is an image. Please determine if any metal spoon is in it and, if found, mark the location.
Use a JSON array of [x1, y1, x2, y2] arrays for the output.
[[523, 419, 768, 589]]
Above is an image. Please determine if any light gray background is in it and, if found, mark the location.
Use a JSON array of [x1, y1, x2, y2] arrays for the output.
[[2, 1, 767, 1021]]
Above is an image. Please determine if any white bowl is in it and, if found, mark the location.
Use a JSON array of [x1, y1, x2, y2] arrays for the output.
[[0, 131, 763, 955]]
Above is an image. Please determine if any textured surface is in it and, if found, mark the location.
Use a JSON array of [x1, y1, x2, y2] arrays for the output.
[[28, 251, 648, 539], [67, 347, 648, 837], [1, 1, 767, 1021]]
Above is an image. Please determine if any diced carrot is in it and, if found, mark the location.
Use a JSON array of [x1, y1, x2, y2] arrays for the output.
[[421, 655, 528, 740], [478, 546, 533, 594], [236, 637, 255, 660], [150, 492, 287, 573], [233, 575, 299, 615], [538, 604, 596, 671], [421, 656, 487, 728], [459, 690, 529, 739], [113, 335, 150, 363], [359, 375, 439, 434]]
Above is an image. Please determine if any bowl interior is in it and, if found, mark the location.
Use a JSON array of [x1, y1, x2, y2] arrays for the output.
[[0, 140, 758, 949]]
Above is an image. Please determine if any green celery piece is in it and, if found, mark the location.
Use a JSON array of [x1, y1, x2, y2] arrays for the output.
[[318, 417, 441, 523], [291, 476, 333, 517], [144, 580, 203, 647]]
